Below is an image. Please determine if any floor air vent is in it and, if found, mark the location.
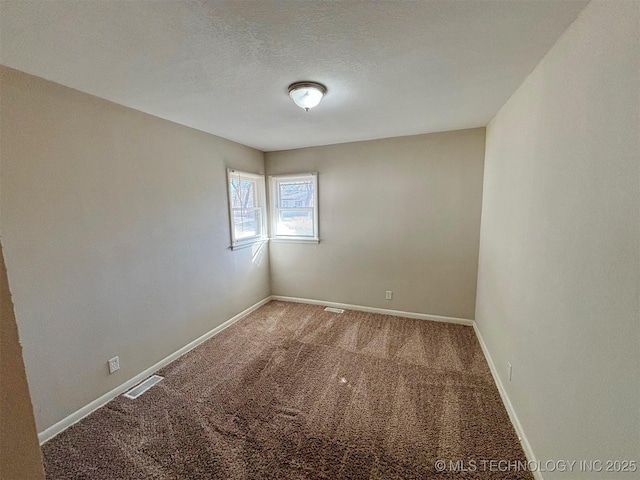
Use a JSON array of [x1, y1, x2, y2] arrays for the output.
[[123, 375, 164, 399], [324, 307, 345, 314]]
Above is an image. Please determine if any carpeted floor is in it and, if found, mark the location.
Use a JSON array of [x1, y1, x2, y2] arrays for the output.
[[42, 300, 533, 479]]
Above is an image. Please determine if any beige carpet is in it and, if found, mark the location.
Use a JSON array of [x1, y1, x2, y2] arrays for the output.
[[42, 300, 532, 479]]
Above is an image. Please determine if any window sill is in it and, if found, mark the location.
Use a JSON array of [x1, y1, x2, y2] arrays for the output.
[[270, 238, 320, 245], [230, 238, 268, 250]]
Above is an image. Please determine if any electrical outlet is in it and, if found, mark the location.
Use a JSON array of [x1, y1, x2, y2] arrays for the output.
[[507, 362, 512, 381], [108, 356, 120, 374], [385, 290, 393, 300]]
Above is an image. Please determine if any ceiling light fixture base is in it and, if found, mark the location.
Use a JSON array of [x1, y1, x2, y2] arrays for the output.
[[288, 81, 327, 111]]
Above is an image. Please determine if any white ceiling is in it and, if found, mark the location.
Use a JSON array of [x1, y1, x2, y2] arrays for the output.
[[1, 0, 588, 151]]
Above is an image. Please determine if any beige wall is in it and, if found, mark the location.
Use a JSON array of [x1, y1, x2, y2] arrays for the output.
[[1, 241, 44, 479], [266, 128, 485, 319], [476, 2, 640, 477], [0, 67, 270, 432]]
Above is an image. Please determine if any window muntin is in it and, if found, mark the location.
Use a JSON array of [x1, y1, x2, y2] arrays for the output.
[[227, 169, 267, 248], [270, 173, 318, 242]]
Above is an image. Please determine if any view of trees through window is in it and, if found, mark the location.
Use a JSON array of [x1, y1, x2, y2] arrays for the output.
[[228, 171, 317, 246], [230, 178, 261, 239], [276, 179, 315, 237]]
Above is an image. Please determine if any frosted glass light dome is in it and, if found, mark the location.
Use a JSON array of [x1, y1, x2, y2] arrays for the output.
[[288, 82, 327, 111]]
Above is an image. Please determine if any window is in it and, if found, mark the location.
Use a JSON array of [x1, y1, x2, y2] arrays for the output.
[[227, 169, 267, 249], [269, 173, 319, 242]]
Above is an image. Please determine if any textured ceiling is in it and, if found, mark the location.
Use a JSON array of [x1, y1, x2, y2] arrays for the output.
[[1, 0, 588, 151]]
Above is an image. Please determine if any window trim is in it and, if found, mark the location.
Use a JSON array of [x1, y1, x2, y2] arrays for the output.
[[269, 172, 319, 243], [226, 168, 268, 250]]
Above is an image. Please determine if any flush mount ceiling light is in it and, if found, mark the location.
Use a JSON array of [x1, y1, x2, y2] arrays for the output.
[[288, 81, 327, 112]]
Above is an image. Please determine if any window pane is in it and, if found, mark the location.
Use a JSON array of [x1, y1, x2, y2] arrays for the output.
[[278, 180, 314, 208], [233, 209, 261, 239], [276, 210, 314, 237], [231, 179, 256, 208]]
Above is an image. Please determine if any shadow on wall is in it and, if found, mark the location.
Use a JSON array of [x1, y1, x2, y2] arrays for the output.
[[0, 240, 45, 480]]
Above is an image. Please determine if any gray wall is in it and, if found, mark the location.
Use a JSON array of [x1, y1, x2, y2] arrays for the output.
[[266, 128, 485, 320], [476, 1, 640, 477], [0, 67, 270, 432]]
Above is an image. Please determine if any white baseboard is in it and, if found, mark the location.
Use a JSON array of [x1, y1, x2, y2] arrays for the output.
[[38, 296, 271, 445], [270, 295, 474, 326], [473, 323, 543, 480]]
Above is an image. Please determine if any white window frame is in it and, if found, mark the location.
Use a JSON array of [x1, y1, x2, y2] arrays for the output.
[[269, 172, 319, 243], [227, 168, 267, 250]]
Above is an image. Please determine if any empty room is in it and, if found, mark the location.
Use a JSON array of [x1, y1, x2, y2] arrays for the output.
[[1, 1, 638, 479]]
